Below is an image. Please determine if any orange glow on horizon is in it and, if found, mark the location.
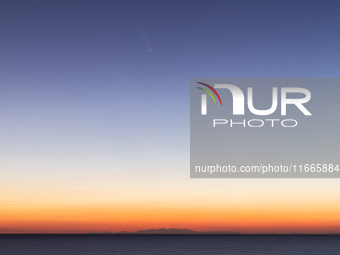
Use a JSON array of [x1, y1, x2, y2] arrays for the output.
[[1, 202, 340, 234]]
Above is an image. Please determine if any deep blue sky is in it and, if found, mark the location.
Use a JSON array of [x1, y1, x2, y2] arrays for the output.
[[2, 0, 340, 149]]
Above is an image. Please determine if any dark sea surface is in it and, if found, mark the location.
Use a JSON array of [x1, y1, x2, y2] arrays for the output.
[[0, 234, 339, 255]]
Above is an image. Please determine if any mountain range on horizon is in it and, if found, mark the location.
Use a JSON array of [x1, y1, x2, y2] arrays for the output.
[[88, 228, 240, 235]]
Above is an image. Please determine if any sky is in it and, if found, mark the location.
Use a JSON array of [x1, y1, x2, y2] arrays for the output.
[[1, 0, 340, 234]]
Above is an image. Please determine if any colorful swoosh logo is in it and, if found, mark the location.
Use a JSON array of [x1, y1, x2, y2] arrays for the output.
[[196, 82, 223, 106]]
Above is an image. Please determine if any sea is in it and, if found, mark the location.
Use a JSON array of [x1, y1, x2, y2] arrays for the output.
[[0, 234, 339, 255]]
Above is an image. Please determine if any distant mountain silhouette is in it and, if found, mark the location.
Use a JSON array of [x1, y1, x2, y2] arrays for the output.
[[135, 228, 195, 234], [114, 228, 240, 234]]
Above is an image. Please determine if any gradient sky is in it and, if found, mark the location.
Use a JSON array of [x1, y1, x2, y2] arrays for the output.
[[1, 0, 340, 234]]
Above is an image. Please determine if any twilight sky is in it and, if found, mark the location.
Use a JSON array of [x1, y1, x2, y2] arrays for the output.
[[1, 0, 340, 233]]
